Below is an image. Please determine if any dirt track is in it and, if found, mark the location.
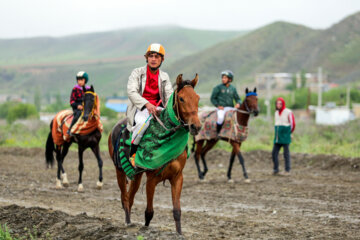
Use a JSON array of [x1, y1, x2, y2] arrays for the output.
[[0, 147, 359, 239]]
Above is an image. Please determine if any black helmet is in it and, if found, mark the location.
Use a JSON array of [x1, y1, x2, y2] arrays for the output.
[[76, 71, 89, 84], [221, 70, 234, 81]]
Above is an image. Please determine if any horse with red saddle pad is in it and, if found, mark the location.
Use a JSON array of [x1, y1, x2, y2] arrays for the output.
[[45, 86, 104, 192]]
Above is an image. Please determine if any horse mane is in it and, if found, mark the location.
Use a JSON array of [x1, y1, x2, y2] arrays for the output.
[[175, 80, 193, 92]]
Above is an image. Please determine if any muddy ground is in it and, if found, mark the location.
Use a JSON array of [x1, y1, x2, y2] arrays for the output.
[[0, 147, 359, 239]]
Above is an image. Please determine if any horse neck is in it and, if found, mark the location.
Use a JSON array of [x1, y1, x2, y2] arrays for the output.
[[237, 103, 250, 126]]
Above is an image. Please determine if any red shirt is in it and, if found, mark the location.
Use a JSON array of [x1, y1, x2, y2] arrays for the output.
[[142, 65, 160, 105]]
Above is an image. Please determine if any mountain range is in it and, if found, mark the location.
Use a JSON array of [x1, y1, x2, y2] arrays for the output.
[[1, 11, 360, 101]]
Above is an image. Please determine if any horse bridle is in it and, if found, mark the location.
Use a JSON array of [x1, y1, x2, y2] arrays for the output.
[[235, 95, 257, 115], [153, 85, 192, 132], [82, 91, 98, 119]]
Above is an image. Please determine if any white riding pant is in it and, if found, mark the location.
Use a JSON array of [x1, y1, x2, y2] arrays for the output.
[[216, 107, 235, 125], [131, 107, 163, 145]]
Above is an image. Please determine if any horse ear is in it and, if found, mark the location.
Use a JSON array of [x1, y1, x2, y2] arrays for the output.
[[245, 88, 249, 94], [254, 87, 257, 93], [83, 86, 87, 92], [90, 85, 94, 92], [176, 74, 183, 86], [191, 74, 199, 88]]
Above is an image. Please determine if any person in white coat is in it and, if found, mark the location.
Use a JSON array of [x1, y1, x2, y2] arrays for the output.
[[125, 43, 173, 160]]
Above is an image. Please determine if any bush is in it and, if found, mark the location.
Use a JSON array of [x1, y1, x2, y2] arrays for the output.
[[6, 103, 38, 124], [100, 103, 118, 119]]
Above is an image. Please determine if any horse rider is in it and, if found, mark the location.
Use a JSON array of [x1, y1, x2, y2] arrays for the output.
[[126, 43, 173, 161], [272, 97, 296, 176], [67, 71, 90, 136], [210, 70, 242, 133]]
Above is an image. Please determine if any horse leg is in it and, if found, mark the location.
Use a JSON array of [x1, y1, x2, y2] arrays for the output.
[[60, 142, 71, 187], [91, 144, 103, 189], [231, 141, 250, 182], [227, 151, 236, 182], [200, 139, 218, 177], [77, 147, 85, 192], [127, 173, 143, 224], [194, 140, 205, 179], [115, 168, 130, 224], [170, 172, 184, 234], [144, 173, 157, 227], [238, 152, 250, 182], [55, 145, 63, 189]]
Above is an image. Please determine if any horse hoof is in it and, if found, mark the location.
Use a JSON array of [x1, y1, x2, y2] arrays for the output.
[[61, 173, 69, 187], [227, 179, 234, 183], [96, 181, 103, 190], [244, 179, 251, 183], [55, 178, 62, 189], [77, 184, 84, 192]]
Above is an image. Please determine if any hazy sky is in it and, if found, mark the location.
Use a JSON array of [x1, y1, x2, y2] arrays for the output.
[[1, 0, 359, 38]]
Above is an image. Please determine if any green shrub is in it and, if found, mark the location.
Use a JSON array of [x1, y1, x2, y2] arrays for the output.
[[6, 103, 38, 124]]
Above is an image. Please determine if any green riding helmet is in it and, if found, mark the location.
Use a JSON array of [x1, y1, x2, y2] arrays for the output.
[[221, 70, 234, 81], [76, 71, 89, 84]]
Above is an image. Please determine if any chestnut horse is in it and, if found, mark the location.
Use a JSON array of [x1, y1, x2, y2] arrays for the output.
[[108, 74, 201, 234], [45, 86, 103, 192], [192, 88, 259, 182]]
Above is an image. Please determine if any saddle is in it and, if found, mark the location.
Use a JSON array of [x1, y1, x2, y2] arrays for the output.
[[195, 110, 248, 143], [52, 109, 103, 145], [113, 92, 190, 180]]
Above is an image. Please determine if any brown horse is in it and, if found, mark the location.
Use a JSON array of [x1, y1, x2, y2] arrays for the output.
[[192, 88, 259, 182], [108, 74, 201, 234]]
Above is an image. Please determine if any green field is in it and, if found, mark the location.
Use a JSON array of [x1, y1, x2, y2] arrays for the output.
[[1, 116, 359, 158]]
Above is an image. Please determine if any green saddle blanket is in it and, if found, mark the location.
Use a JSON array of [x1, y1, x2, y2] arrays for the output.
[[118, 92, 190, 180]]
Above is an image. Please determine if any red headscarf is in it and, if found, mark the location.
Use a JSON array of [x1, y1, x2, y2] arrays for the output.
[[276, 97, 286, 115]]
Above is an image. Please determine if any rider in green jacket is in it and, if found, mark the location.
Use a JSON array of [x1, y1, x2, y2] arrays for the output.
[[210, 70, 242, 133]]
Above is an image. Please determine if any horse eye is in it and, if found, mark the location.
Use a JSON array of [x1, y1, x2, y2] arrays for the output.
[[179, 97, 185, 103]]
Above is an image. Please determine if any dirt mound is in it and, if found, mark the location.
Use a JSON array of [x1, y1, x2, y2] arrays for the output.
[[202, 149, 360, 172], [0, 205, 183, 240], [0, 147, 44, 157]]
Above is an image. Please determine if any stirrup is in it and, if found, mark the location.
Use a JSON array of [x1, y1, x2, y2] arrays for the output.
[[130, 153, 136, 167]]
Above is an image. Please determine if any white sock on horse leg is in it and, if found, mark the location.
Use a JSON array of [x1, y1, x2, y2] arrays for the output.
[[61, 173, 69, 187], [56, 178, 62, 189]]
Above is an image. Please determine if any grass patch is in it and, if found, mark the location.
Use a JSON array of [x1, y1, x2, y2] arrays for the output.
[[0, 224, 17, 240]]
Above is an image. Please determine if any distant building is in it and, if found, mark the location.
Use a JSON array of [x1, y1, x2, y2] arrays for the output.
[[315, 103, 352, 125], [255, 73, 292, 90], [0, 94, 25, 103], [255, 72, 335, 92], [105, 97, 129, 113]]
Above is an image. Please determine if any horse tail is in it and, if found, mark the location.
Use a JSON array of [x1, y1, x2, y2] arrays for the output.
[[45, 120, 55, 168], [191, 135, 196, 153], [108, 132, 114, 159]]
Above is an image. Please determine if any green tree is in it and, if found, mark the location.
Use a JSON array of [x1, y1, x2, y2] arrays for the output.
[[6, 103, 38, 123]]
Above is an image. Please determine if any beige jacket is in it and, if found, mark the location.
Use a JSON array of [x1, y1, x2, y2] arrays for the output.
[[126, 65, 173, 130]]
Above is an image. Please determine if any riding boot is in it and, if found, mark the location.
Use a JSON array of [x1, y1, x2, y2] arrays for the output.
[[129, 144, 139, 167], [129, 144, 139, 157], [216, 123, 223, 134], [67, 110, 82, 136]]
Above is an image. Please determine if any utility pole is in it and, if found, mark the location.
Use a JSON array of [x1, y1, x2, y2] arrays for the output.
[[346, 85, 351, 108], [317, 67, 322, 108], [266, 74, 272, 120]]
